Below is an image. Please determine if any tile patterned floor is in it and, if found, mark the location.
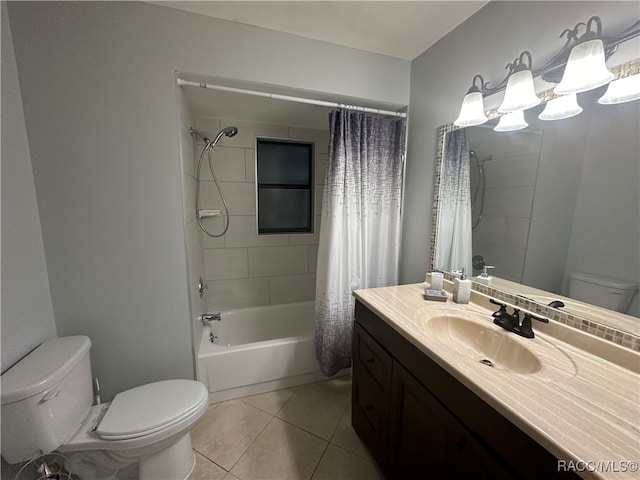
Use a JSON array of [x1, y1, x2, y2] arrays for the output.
[[188, 376, 384, 480]]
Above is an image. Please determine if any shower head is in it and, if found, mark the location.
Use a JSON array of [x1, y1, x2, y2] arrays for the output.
[[208, 126, 239, 146], [222, 126, 238, 138], [190, 126, 239, 147]]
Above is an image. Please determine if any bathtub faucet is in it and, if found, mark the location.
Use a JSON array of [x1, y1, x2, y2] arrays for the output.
[[201, 313, 221, 325]]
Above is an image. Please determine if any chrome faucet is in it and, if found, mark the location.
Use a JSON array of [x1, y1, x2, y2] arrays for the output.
[[201, 312, 221, 325], [489, 299, 548, 338]]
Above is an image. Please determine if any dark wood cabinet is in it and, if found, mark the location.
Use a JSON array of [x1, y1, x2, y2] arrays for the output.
[[352, 323, 392, 465], [352, 300, 579, 480]]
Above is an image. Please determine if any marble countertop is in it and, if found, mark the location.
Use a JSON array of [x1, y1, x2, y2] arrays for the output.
[[353, 283, 640, 480]]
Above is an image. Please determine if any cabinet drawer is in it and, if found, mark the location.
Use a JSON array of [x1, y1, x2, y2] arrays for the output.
[[355, 324, 392, 387]]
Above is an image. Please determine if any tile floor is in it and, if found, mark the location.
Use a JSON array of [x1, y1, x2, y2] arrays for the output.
[[188, 375, 385, 480]]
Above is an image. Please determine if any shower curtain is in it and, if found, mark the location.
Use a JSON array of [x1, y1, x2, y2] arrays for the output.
[[434, 128, 473, 275], [315, 109, 406, 376]]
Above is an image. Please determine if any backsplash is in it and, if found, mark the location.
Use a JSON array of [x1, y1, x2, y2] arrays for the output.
[[439, 271, 640, 353]]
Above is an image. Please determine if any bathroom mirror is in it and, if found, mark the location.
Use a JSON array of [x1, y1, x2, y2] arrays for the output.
[[430, 86, 640, 334]]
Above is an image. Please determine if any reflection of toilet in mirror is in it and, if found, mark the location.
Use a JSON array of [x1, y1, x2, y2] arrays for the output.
[[568, 272, 638, 314], [1, 336, 208, 480]]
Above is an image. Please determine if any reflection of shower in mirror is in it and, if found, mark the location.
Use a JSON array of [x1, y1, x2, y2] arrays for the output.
[[469, 150, 493, 229]]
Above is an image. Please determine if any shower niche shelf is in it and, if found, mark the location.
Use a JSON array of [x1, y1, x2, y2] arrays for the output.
[[198, 209, 222, 219]]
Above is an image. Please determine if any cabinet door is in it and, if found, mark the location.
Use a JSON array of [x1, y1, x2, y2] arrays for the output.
[[352, 324, 392, 472], [389, 361, 511, 480]]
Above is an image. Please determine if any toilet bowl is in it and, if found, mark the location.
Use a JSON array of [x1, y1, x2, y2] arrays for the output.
[[1, 336, 208, 480]]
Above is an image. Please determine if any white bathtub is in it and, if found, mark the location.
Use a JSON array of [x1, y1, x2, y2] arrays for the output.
[[196, 301, 324, 403]]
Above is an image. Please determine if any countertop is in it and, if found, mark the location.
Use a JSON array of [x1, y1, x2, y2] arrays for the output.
[[353, 283, 640, 480]]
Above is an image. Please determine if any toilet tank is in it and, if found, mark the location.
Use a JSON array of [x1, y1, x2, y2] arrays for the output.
[[568, 272, 638, 313], [1, 336, 94, 464]]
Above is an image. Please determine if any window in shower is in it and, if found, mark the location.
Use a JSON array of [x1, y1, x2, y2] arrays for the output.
[[256, 138, 314, 234]]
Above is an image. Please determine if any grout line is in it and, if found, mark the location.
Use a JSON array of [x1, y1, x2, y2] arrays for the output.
[[309, 440, 331, 480], [191, 448, 229, 474], [226, 413, 276, 475]]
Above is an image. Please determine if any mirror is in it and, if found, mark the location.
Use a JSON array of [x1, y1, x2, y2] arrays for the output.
[[431, 86, 639, 335]]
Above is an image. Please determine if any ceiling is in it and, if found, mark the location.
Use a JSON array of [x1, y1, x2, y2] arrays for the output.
[[156, 1, 489, 129], [152, 1, 488, 60]]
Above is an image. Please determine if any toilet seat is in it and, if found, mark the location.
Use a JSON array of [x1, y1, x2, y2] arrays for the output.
[[97, 379, 207, 440], [61, 379, 208, 452]]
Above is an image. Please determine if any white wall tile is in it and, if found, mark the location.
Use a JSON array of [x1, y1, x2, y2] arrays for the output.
[[245, 148, 256, 182], [200, 181, 256, 216], [217, 119, 289, 148], [472, 215, 506, 248], [193, 116, 324, 309], [308, 244, 318, 273], [474, 240, 525, 282], [504, 217, 530, 249], [197, 146, 246, 182], [315, 153, 328, 185], [183, 172, 196, 224], [484, 153, 539, 188], [289, 231, 319, 246], [483, 186, 534, 218], [185, 219, 207, 319], [194, 117, 221, 143], [180, 121, 196, 178], [270, 273, 316, 304], [289, 127, 330, 154], [207, 277, 270, 311], [204, 248, 248, 280], [199, 216, 226, 248], [225, 216, 289, 248], [248, 246, 309, 277]]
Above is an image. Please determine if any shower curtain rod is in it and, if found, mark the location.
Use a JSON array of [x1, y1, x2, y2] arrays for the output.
[[176, 79, 407, 118]]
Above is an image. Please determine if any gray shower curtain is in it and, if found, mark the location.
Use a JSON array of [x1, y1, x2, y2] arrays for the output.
[[315, 109, 406, 376], [434, 128, 473, 275]]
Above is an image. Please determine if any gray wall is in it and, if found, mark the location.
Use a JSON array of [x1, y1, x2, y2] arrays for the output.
[[1, 2, 57, 373], [401, 1, 639, 284], [5, 1, 410, 401]]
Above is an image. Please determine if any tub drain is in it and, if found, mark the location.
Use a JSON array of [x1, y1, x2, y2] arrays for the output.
[[480, 359, 494, 367]]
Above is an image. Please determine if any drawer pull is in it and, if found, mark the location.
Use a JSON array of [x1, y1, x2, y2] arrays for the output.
[[364, 404, 374, 411], [365, 357, 376, 364]]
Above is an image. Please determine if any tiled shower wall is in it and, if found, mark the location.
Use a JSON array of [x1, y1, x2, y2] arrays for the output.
[[188, 117, 329, 312]]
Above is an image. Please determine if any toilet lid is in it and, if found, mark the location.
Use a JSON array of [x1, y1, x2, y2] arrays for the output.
[[97, 379, 207, 440]]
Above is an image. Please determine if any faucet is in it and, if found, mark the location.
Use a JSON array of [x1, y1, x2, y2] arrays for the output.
[[547, 300, 565, 309], [513, 312, 549, 338], [201, 312, 221, 325], [489, 299, 548, 338]]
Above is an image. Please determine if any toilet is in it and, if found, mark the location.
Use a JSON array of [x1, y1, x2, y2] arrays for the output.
[[1, 336, 208, 480], [568, 272, 638, 313]]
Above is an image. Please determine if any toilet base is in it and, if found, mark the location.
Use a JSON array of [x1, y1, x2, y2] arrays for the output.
[[139, 433, 195, 480], [66, 433, 196, 480]]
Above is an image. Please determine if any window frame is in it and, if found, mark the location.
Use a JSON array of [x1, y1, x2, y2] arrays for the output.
[[255, 137, 315, 235]]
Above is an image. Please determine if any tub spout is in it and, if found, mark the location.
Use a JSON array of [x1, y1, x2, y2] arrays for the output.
[[202, 313, 221, 324]]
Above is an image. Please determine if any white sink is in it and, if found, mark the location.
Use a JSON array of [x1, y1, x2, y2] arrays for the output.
[[424, 314, 542, 374]]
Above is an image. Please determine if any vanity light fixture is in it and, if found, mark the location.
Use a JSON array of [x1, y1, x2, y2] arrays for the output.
[[452, 17, 639, 128], [498, 52, 541, 113], [555, 17, 614, 95], [598, 73, 640, 104], [493, 110, 528, 132], [454, 75, 488, 127], [538, 94, 583, 121]]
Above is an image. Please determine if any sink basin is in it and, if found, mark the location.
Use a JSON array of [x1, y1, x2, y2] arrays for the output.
[[426, 315, 542, 374]]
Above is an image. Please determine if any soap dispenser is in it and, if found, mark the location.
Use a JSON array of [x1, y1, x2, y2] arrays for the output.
[[453, 268, 472, 304], [476, 265, 494, 286]]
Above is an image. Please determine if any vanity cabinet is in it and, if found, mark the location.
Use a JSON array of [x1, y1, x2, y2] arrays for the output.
[[352, 300, 580, 480]]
